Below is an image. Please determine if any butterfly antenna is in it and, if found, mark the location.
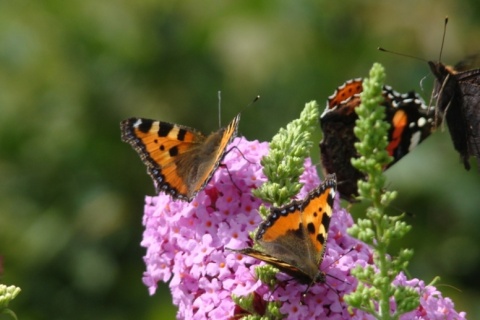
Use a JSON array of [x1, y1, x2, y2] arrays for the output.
[[435, 282, 462, 292], [439, 16, 449, 63], [237, 95, 260, 117], [218, 90, 222, 128], [377, 47, 427, 62], [248, 95, 260, 108]]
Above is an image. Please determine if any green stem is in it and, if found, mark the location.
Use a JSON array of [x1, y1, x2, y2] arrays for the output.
[[344, 63, 419, 319]]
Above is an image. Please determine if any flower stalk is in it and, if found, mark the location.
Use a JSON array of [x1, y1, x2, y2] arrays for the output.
[[252, 101, 319, 207], [344, 63, 420, 319]]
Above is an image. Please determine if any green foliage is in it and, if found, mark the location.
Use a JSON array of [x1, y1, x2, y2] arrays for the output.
[[232, 293, 257, 316], [344, 64, 420, 319], [253, 101, 319, 207], [0, 284, 21, 320], [254, 265, 280, 290]]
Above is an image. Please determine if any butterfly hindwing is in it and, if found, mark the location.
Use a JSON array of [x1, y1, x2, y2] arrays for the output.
[[233, 248, 309, 281], [121, 114, 240, 201], [326, 78, 363, 110]]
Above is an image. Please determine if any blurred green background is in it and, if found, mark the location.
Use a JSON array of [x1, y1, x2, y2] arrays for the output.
[[1, 1, 479, 319]]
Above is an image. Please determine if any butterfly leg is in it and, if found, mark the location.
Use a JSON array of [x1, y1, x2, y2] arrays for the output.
[[227, 145, 256, 165], [219, 163, 243, 195]]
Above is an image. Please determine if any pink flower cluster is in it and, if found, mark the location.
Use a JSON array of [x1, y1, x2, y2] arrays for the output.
[[140, 137, 466, 319]]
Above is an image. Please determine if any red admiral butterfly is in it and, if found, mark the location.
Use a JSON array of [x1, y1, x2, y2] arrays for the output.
[[319, 78, 434, 201], [428, 19, 480, 170]]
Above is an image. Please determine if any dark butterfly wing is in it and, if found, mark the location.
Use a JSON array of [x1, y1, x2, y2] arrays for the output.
[[383, 88, 434, 164], [320, 79, 433, 201], [460, 80, 480, 169], [230, 248, 314, 284], [429, 61, 480, 170], [320, 102, 362, 200]]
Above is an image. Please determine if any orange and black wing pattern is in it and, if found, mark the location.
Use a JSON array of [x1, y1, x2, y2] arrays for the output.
[[121, 114, 240, 201], [320, 79, 433, 201], [230, 175, 336, 284], [299, 176, 336, 264], [325, 78, 363, 111]]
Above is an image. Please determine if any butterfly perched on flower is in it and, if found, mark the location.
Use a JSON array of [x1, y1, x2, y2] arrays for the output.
[[120, 114, 240, 201], [319, 79, 434, 201], [427, 19, 480, 170], [228, 175, 337, 292]]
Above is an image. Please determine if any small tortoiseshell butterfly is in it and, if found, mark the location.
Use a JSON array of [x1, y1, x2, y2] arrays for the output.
[[427, 19, 480, 170], [120, 114, 240, 201], [229, 175, 337, 291], [319, 79, 434, 201]]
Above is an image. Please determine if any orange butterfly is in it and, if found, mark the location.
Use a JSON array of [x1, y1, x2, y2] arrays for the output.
[[228, 175, 336, 290], [120, 114, 240, 201]]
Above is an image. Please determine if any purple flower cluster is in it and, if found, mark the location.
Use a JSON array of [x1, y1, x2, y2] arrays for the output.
[[140, 137, 466, 319], [396, 274, 467, 320]]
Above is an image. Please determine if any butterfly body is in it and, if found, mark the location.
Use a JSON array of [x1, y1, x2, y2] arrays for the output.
[[121, 114, 240, 201], [230, 176, 336, 287], [319, 79, 433, 201], [429, 61, 480, 170]]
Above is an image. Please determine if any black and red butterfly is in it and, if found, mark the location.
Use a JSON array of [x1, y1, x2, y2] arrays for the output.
[[319, 78, 434, 201], [428, 18, 480, 170]]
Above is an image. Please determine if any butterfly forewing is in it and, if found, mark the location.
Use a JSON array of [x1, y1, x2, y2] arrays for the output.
[[326, 78, 363, 110], [300, 179, 336, 263], [189, 114, 240, 194], [385, 91, 433, 161], [320, 79, 433, 201], [461, 80, 480, 168], [456, 68, 480, 84], [429, 61, 480, 170]]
